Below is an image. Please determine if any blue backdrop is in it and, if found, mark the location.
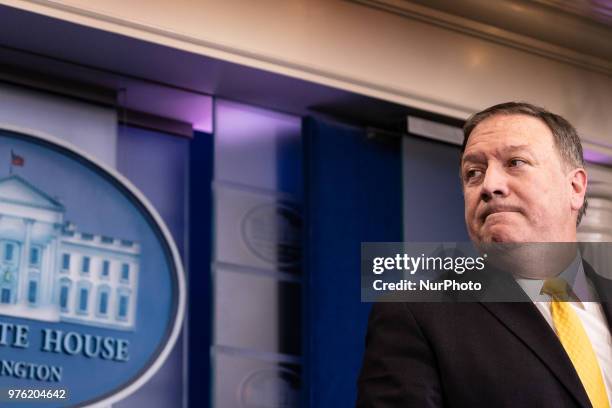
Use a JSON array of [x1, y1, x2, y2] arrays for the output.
[[302, 118, 403, 407]]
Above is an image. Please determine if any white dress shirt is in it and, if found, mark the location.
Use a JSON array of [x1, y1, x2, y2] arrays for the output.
[[516, 255, 612, 403]]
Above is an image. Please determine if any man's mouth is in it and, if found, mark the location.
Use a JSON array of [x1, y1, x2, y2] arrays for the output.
[[480, 206, 522, 222]]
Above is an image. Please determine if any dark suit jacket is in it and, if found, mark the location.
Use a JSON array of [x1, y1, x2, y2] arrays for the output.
[[356, 264, 612, 407]]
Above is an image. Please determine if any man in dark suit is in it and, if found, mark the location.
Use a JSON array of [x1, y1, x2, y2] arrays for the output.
[[357, 102, 612, 407]]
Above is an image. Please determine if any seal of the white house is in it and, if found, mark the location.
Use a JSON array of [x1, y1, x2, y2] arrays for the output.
[[0, 127, 185, 407]]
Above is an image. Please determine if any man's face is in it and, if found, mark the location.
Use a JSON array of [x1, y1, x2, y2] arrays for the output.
[[461, 114, 583, 244]]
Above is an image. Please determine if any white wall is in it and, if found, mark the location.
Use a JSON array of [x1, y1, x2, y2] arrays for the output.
[[0, 82, 117, 167]]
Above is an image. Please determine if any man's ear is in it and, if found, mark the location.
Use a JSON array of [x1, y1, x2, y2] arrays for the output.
[[569, 167, 588, 211]]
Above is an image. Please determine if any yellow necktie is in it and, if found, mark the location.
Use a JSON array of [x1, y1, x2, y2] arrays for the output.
[[542, 278, 609, 408]]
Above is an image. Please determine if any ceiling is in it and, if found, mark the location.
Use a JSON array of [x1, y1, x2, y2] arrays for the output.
[[533, 0, 612, 25], [2, 1, 607, 134], [402, 0, 612, 64]]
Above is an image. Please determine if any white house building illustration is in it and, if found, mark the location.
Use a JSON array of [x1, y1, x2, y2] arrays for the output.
[[0, 175, 139, 331]]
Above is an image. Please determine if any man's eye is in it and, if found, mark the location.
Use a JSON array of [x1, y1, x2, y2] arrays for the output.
[[465, 169, 482, 181], [509, 159, 526, 167]]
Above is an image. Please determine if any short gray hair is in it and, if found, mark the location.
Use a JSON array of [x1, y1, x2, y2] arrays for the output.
[[462, 102, 587, 225]]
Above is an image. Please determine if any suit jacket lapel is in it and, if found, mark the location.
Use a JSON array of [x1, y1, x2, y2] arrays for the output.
[[479, 301, 592, 408], [584, 262, 612, 329]]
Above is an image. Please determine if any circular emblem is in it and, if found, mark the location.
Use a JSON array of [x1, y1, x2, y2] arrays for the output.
[[0, 127, 185, 407], [239, 367, 300, 408], [241, 204, 302, 268]]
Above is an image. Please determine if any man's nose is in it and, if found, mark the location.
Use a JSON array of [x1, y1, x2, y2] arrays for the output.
[[480, 166, 510, 202]]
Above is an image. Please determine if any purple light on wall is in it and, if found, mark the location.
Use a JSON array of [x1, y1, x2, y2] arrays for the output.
[[216, 99, 300, 145], [122, 83, 213, 133], [584, 148, 612, 165], [214, 98, 302, 199]]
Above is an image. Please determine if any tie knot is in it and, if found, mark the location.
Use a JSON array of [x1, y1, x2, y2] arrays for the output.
[[542, 278, 571, 301]]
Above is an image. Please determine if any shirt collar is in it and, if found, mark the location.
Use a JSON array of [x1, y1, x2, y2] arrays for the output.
[[516, 252, 586, 304]]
